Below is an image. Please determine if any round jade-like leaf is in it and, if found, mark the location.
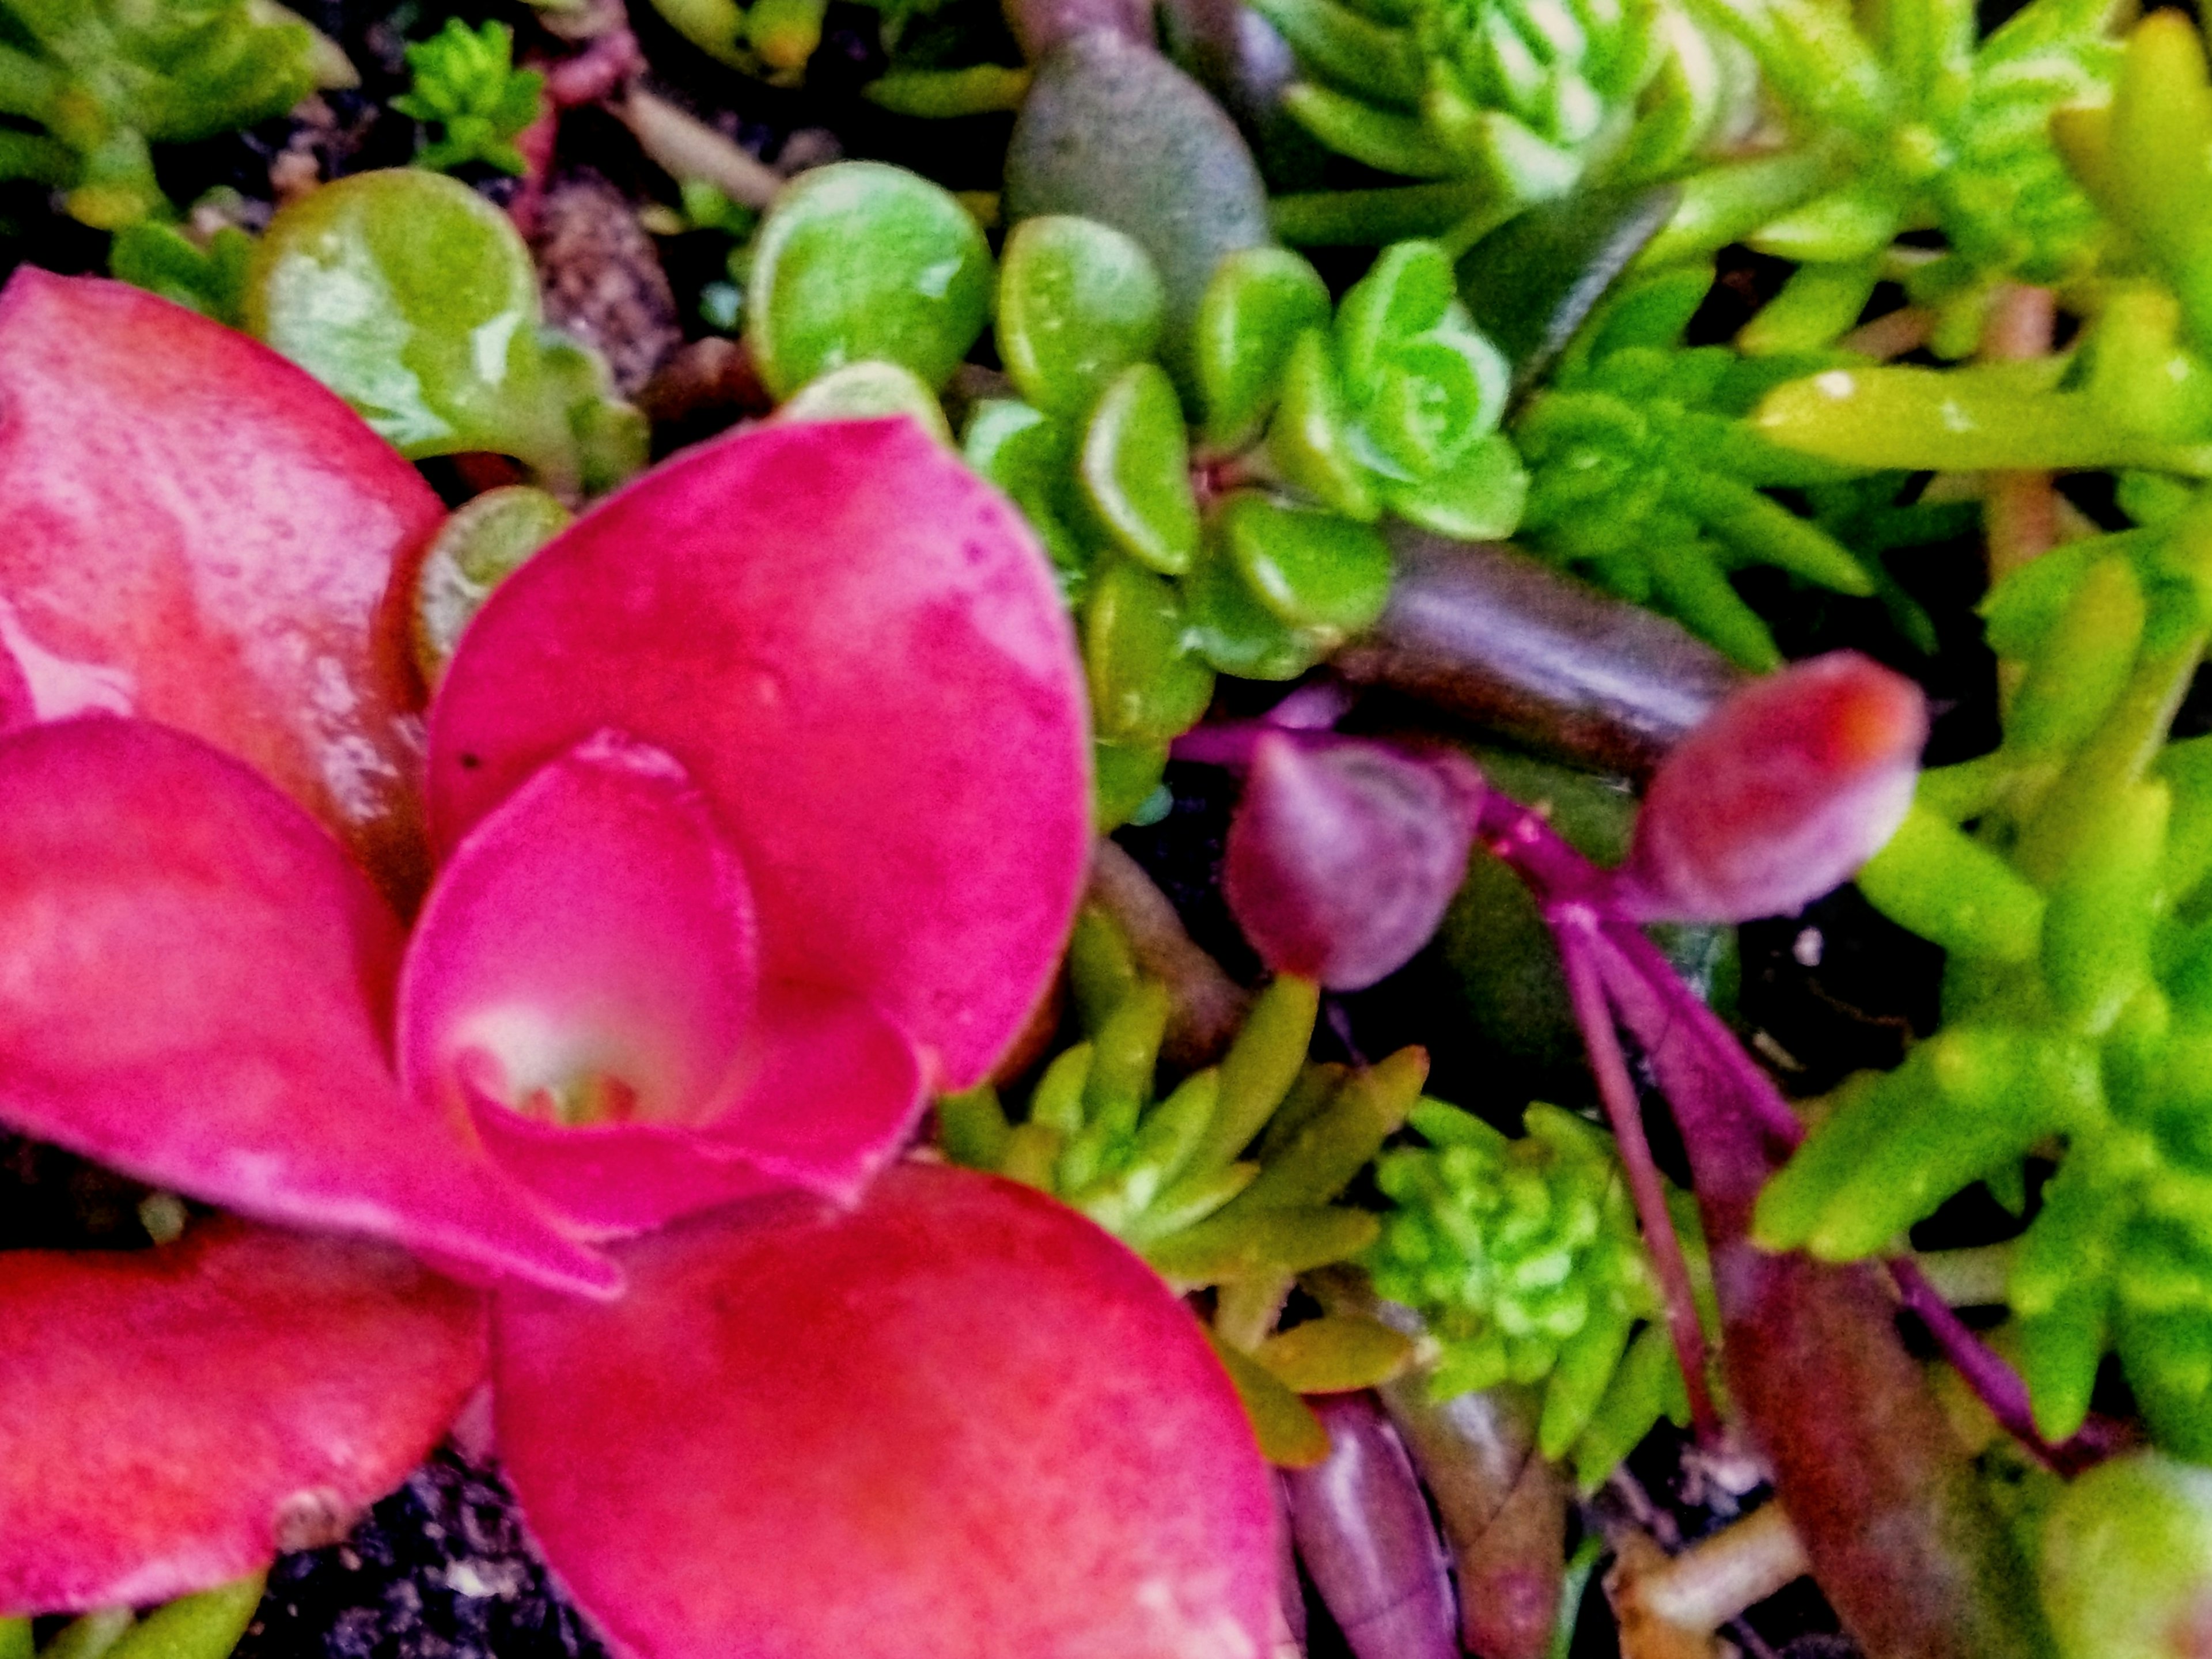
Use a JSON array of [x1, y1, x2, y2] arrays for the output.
[[1079, 362, 1201, 577], [248, 168, 550, 461], [414, 484, 573, 688], [1194, 247, 1331, 450], [1267, 329, 1378, 522], [746, 161, 994, 400], [963, 398, 1089, 592], [778, 360, 955, 445], [1004, 30, 1272, 384], [1185, 549, 1321, 681], [1217, 492, 1392, 635], [1083, 556, 1215, 744], [1382, 431, 1528, 539], [998, 216, 1166, 422]]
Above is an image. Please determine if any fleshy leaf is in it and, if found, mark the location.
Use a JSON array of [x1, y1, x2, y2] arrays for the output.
[[0, 1216, 484, 1614], [464, 980, 922, 1235], [0, 270, 440, 902], [427, 419, 1090, 1093], [1224, 733, 1483, 990], [494, 1164, 1278, 1659], [403, 732, 758, 1139], [0, 717, 615, 1295], [1611, 649, 1927, 923]]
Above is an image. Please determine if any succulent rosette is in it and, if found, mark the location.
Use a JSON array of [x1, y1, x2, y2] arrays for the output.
[[0, 271, 1279, 1659]]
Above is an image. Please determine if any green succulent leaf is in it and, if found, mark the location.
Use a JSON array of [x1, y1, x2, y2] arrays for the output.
[[393, 18, 544, 176]]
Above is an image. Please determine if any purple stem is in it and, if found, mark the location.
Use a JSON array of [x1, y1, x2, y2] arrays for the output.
[[1474, 789, 2122, 1477], [1888, 1260, 2131, 1478], [1555, 915, 1721, 1443]]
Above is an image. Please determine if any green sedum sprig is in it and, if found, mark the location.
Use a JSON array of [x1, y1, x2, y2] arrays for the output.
[[1368, 1097, 1695, 1484], [1513, 262, 1886, 669], [1259, 0, 1749, 207], [393, 18, 546, 177], [1657, 0, 2117, 312], [0, 0, 338, 229], [1763, 495, 2212, 1461]]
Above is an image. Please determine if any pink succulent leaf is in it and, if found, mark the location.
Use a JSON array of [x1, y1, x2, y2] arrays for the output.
[[426, 418, 1090, 1093], [1609, 651, 1928, 925], [402, 730, 760, 1143], [0, 717, 616, 1296], [0, 1215, 486, 1614], [1224, 733, 1484, 991], [493, 1164, 1279, 1659], [463, 980, 922, 1235], [0, 271, 443, 904]]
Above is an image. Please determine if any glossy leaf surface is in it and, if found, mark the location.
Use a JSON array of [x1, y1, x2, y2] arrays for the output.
[[494, 1164, 1277, 1659], [1613, 650, 1927, 922], [998, 214, 1167, 421], [428, 418, 1090, 1094], [0, 717, 614, 1294], [0, 1217, 484, 1613], [745, 162, 994, 399], [0, 270, 438, 901], [1225, 734, 1482, 990]]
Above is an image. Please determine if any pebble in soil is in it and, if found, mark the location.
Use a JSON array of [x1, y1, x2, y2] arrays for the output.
[[233, 1445, 612, 1659]]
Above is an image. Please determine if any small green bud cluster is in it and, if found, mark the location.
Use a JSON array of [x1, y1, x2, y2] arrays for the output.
[[1368, 1098, 1692, 1483], [738, 161, 1527, 826], [1257, 0, 1744, 199], [1763, 500, 2212, 1462], [1514, 264, 1885, 670], [1667, 0, 2113, 296], [0, 0, 333, 230], [393, 18, 547, 177]]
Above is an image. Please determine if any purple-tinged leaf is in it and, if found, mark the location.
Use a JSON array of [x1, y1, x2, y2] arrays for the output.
[[1279, 1393, 1459, 1659], [1611, 650, 1927, 924], [1224, 733, 1482, 990]]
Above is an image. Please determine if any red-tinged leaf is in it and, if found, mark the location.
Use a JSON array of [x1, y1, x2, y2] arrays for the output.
[[403, 733, 760, 1140], [0, 272, 442, 903], [0, 717, 615, 1296], [1611, 650, 1927, 923], [464, 980, 922, 1234], [0, 1215, 485, 1614], [427, 419, 1090, 1092], [494, 1164, 1279, 1659], [1224, 733, 1482, 991]]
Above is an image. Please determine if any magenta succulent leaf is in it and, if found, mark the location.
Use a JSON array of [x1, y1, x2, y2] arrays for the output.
[[1222, 733, 1484, 991], [0, 716, 616, 1295], [0, 272, 444, 903], [427, 418, 1091, 1093], [0, 1217, 486, 1613], [1608, 651, 1929, 924], [491, 1164, 1279, 1659], [461, 979, 921, 1234]]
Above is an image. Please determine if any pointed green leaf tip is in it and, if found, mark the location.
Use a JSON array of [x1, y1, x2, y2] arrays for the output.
[[395, 18, 545, 176]]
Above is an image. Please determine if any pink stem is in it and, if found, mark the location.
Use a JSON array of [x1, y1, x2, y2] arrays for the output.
[[1838, 307, 1934, 361], [1979, 285, 2059, 582], [1555, 914, 1721, 1443], [1888, 1259, 2128, 1477]]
